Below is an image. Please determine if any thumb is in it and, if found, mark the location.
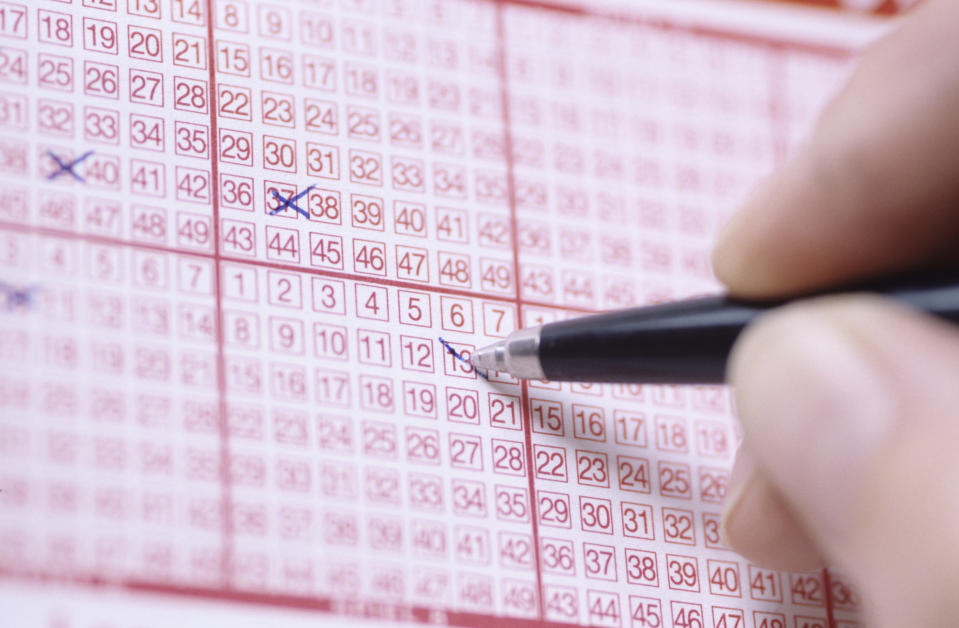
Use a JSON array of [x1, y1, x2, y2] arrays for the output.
[[727, 295, 959, 627]]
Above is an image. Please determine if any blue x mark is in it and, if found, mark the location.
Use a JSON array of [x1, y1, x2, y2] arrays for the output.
[[0, 281, 39, 311], [47, 150, 94, 182], [270, 184, 316, 219]]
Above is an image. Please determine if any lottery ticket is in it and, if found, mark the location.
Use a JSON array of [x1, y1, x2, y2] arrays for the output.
[[0, 1, 888, 626]]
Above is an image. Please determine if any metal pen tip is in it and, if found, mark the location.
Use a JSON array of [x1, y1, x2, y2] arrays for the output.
[[471, 340, 506, 373], [470, 326, 545, 380]]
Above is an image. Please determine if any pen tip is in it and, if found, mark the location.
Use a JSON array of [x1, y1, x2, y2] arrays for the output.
[[471, 340, 505, 373]]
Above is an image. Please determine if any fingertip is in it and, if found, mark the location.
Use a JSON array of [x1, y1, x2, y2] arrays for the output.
[[722, 475, 826, 573], [710, 214, 747, 292], [711, 175, 768, 295], [727, 297, 899, 546], [722, 447, 825, 572], [710, 166, 808, 299], [712, 0, 959, 300]]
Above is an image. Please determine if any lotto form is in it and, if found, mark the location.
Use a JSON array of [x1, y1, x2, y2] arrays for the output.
[[0, 1, 886, 627]]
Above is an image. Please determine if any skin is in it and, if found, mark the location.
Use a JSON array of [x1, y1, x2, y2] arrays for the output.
[[714, 0, 959, 625]]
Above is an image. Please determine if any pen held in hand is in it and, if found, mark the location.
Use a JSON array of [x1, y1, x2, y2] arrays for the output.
[[471, 275, 959, 384]]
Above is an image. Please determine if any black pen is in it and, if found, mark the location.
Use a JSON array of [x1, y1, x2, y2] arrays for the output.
[[470, 274, 959, 384]]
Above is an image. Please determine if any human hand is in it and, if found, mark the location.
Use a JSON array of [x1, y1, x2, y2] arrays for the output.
[[713, 0, 959, 625]]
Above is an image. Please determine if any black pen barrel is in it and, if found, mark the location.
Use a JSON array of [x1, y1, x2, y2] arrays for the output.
[[538, 296, 759, 383], [536, 278, 959, 384]]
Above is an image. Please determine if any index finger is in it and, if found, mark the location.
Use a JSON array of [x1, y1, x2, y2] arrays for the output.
[[712, 0, 959, 299]]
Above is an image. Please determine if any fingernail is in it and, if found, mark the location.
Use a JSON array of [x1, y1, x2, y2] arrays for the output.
[[729, 303, 894, 540], [720, 447, 759, 547]]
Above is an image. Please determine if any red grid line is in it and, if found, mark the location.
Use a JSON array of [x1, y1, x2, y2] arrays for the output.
[[0, 571, 569, 628], [123, 580, 573, 628], [0, 219, 597, 315], [205, 0, 234, 590], [823, 568, 837, 628], [761, 0, 900, 16], [495, 0, 546, 620]]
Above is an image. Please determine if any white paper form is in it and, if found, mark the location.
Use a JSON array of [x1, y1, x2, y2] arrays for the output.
[[0, 1, 888, 626]]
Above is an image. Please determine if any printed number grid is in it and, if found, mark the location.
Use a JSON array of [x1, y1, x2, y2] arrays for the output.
[[0, 1, 861, 627]]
